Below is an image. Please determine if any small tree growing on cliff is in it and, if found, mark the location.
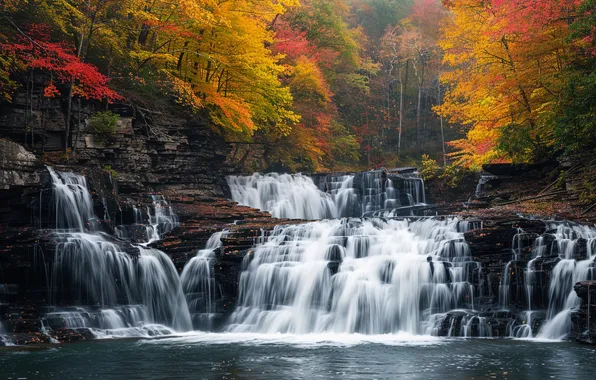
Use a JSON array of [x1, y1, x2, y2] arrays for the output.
[[89, 111, 119, 144], [1, 24, 121, 150]]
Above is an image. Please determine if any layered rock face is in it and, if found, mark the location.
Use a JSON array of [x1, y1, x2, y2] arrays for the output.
[[1, 95, 596, 344], [0, 108, 300, 344], [0, 97, 241, 343], [571, 281, 596, 343]]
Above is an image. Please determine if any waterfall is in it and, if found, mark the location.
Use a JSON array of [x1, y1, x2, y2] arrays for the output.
[[181, 230, 228, 329], [0, 321, 14, 346], [474, 174, 496, 198], [498, 229, 528, 310], [48, 167, 96, 231], [146, 195, 179, 243], [227, 171, 427, 220], [325, 175, 359, 217], [227, 173, 336, 219], [46, 167, 192, 338], [41, 305, 176, 338], [534, 224, 596, 339], [224, 217, 477, 335], [404, 177, 426, 205]]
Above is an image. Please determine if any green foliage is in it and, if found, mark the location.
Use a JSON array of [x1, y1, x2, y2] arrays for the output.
[[103, 165, 118, 178], [290, 0, 359, 67], [89, 111, 119, 144], [354, 0, 414, 38], [551, 71, 596, 155], [496, 123, 541, 163], [420, 154, 441, 180], [420, 154, 472, 189], [329, 121, 361, 166], [441, 163, 471, 189]]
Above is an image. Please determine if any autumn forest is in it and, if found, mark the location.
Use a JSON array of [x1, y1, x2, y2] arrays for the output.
[[1, 0, 595, 172]]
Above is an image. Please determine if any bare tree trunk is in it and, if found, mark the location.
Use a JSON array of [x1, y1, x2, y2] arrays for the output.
[[29, 71, 35, 149], [416, 83, 422, 149], [413, 53, 425, 150], [437, 73, 446, 166], [64, 34, 85, 153], [64, 83, 74, 152], [31, 74, 35, 149], [237, 146, 251, 170], [397, 63, 404, 159], [41, 96, 47, 153], [25, 71, 30, 146], [73, 98, 82, 154]]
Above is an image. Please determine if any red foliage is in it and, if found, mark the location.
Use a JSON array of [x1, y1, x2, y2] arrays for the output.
[[488, 0, 580, 41], [43, 83, 60, 98], [1, 24, 121, 101], [411, 0, 444, 28], [143, 19, 202, 40], [274, 20, 339, 68]]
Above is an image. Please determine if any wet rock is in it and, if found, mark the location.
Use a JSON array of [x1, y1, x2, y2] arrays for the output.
[[571, 281, 596, 343], [482, 162, 558, 177]]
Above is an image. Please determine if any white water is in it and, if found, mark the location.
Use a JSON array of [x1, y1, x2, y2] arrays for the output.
[[536, 224, 596, 339], [115, 197, 179, 244], [146, 195, 179, 243], [227, 173, 337, 219], [495, 223, 596, 340], [46, 167, 191, 338], [34, 168, 596, 343], [227, 171, 427, 220], [48, 167, 96, 231], [41, 305, 177, 339], [474, 174, 496, 198], [0, 321, 13, 346], [181, 231, 228, 328], [225, 217, 476, 335], [142, 331, 441, 347]]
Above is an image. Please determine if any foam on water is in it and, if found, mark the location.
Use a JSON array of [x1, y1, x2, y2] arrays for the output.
[[141, 331, 442, 347]]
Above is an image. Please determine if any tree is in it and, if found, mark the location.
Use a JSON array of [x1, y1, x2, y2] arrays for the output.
[[549, 0, 596, 154], [1, 23, 121, 149], [437, 0, 580, 169]]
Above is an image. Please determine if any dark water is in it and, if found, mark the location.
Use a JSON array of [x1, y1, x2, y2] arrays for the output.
[[1, 333, 595, 380]]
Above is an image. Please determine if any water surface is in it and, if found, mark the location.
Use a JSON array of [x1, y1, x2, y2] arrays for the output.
[[1, 334, 595, 379]]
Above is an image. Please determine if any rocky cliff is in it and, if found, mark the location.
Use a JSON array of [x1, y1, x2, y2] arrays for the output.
[[1, 95, 595, 345]]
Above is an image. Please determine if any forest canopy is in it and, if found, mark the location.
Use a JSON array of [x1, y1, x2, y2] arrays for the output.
[[1, 0, 594, 172]]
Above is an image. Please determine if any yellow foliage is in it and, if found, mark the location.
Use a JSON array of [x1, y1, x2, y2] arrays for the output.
[[290, 56, 332, 104], [439, 0, 573, 167]]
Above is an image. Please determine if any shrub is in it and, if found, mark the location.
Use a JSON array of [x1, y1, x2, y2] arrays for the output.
[[89, 111, 119, 143], [420, 154, 473, 189], [103, 165, 118, 178]]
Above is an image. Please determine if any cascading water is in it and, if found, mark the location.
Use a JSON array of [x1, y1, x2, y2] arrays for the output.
[[115, 197, 179, 244], [146, 195, 179, 243], [498, 222, 596, 340], [474, 174, 496, 199], [498, 228, 532, 310], [404, 177, 426, 206], [536, 224, 596, 339], [0, 321, 12, 346], [227, 173, 337, 219], [227, 171, 427, 220], [45, 167, 191, 338], [224, 217, 478, 335], [32, 167, 596, 343], [181, 230, 228, 329]]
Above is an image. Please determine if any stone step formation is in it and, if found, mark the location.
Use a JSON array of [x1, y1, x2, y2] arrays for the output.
[[1, 148, 596, 345]]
